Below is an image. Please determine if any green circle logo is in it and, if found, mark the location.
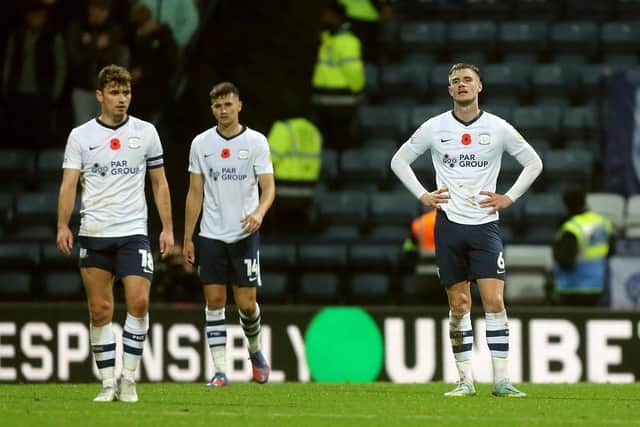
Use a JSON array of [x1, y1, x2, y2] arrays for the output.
[[304, 307, 383, 382]]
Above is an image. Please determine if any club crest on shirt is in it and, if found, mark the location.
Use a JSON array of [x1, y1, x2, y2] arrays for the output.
[[238, 149, 249, 160], [128, 137, 141, 149], [479, 134, 491, 145]]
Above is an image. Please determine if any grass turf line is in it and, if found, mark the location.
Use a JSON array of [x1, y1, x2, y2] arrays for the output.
[[1, 382, 639, 427]]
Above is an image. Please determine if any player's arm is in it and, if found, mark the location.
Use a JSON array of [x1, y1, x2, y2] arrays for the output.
[[56, 168, 80, 256], [242, 173, 275, 234], [149, 166, 174, 259], [391, 143, 448, 209], [183, 172, 204, 266]]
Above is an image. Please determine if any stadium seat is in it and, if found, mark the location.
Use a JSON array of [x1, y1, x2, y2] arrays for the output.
[[314, 190, 368, 227], [13, 224, 57, 241], [521, 193, 566, 243], [504, 272, 548, 305], [512, 105, 562, 143], [0, 192, 14, 228], [380, 63, 429, 103], [340, 147, 394, 190], [503, 244, 553, 304], [481, 63, 530, 106], [586, 193, 626, 233], [429, 63, 456, 106], [549, 22, 599, 59], [349, 243, 400, 271], [259, 242, 296, 272], [0, 272, 32, 300], [410, 105, 445, 130], [531, 64, 572, 107], [0, 149, 35, 192], [318, 224, 361, 240], [625, 195, 640, 238], [0, 242, 40, 269], [366, 225, 408, 242], [499, 21, 548, 64], [566, 0, 614, 19], [615, 0, 640, 19], [14, 192, 59, 226], [601, 21, 640, 55], [463, 0, 513, 19], [258, 272, 289, 303], [368, 190, 419, 227], [320, 149, 339, 187], [364, 63, 380, 98], [357, 104, 409, 140], [561, 105, 599, 141], [483, 105, 514, 123], [447, 21, 497, 59], [297, 243, 348, 271], [298, 272, 340, 304], [41, 242, 79, 271], [42, 272, 84, 300], [399, 21, 446, 55], [514, 0, 564, 20], [348, 273, 391, 304], [527, 138, 551, 156], [399, 273, 444, 305], [543, 149, 594, 191], [35, 149, 64, 191], [499, 153, 525, 186]]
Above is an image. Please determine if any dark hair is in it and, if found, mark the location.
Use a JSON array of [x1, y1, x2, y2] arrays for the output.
[[448, 63, 481, 82], [97, 64, 131, 90], [563, 185, 587, 214], [209, 82, 240, 102], [327, 0, 347, 18]]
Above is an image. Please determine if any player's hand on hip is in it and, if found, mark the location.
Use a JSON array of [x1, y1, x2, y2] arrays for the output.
[[159, 229, 175, 259], [479, 191, 513, 214], [420, 187, 449, 209], [241, 212, 263, 234], [56, 226, 74, 256], [183, 240, 195, 265]]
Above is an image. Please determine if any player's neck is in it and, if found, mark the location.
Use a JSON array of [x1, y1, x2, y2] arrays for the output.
[[99, 113, 128, 127], [217, 122, 243, 138], [453, 102, 481, 123]]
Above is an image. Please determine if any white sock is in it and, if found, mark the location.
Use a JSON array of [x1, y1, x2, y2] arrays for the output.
[[239, 303, 262, 353], [449, 311, 474, 384], [90, 322, 116, 387], [485, 310, 509, 384], [206, 307, 227, 373], [122, 313, 148, 381]]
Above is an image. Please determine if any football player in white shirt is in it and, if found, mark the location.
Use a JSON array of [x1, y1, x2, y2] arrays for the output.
[[56, 65, 174, 402], [183, 82, 275, 387], [391, 63, 543, 397]]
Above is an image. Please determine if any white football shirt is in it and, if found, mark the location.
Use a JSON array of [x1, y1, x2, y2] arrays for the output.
[[62, 116, 164, 237], [188, 126, 274, 243], [406, 110, 538, 225]]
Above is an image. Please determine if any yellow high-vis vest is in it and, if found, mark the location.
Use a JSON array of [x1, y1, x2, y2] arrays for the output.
[[267, 118, 322, 182]]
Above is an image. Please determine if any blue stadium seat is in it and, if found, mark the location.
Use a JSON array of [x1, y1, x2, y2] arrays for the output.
[[499, 21, 548, 64], [463, 0, 513, 19], [298, 272, 340, 304], [14, 192, 59, 226], [514, 0, 563, 20], [447, 21, 497, 60], [566, 0, 614, 19], [0, 192, 14, 228], [399, 21, 446, 55], [579, 64, 614, 99], [483, 105, 514, 123], [42, 272, 84, 300], [320, 149, 339, 187], [481, 63, 530, 106], [0, 150, 35, 192], [561, 105, 599, 141], [429, 63, 456, 106], [349, 273, 391, 304], [36, 149, 64, 191], [259, 242, 296, 272], [543, 149, 594, 191], [368, 190, 419, 227], [512, 105, 562, 143], [357, 105, 409, 140], [366, 225, 408, 242], [0, 272, 32, 300], [364, 63, 379, 98], [297, 243, 348, 271], [349, 243, 400, 271], [601, 21, 640, 55], [549, 22, 599, 59], [314, 190, 369, 227], [318, 224, 361, 240], [399, 273, 444, 305], [258, 272, 288, 303], [380, 63, 429, 102], [0, 242, 40, 269], [410, 105, 445, 130], [521, 192, 566, 243], [41, 242, 79, 271], [14, 224, 57, 241], [531, 64, 572, 107], [340, 147, 394, 190]]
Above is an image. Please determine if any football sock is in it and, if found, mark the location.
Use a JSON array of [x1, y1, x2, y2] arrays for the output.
[[90, 322, 116, 387], [122, 313, 148, 381], [239, 302, 262, 353], [206, 307, 227, 373], [449, 311, 474, 384], [485, 310, 509, 383]]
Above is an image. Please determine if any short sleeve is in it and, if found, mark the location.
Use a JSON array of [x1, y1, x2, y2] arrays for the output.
[[146, 125, 164, 158], [406, 119, 434, 156], [62, 130, 82, 170], [254, 135, 274, 175], [188, 137, 202, 174]]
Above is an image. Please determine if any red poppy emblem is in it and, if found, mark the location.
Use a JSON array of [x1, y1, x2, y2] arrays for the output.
[[221, 148, 230, 158], [461, 134, 472, 146], [110, 138, 121, 150]]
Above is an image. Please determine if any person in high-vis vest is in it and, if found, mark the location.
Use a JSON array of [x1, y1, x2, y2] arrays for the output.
[[403, 209, 437, 256], [339, 0, 392, 63], [312, 0, 365, 150], [553, 186, 615, 306], [267, 117, 322, 184]]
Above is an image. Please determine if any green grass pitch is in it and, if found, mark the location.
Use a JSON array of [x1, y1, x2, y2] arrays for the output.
[[2, 382, 639, 427]]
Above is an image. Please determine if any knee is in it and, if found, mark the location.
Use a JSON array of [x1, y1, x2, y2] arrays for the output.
[[483, 295, 505, 313], [127, 295, 149, 317], [207, 295, 226, 310], [237, 298, 256, 316], [89, 299, 113, 325], [449, 293, 471, 315]]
